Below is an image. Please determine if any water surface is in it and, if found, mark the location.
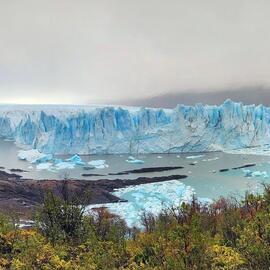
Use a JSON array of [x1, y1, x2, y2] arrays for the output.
[[1, 139, 270, 200]]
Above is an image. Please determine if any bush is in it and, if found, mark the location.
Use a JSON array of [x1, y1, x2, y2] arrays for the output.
[[36, 191, 88, 244], [2, 185, 270, 268]]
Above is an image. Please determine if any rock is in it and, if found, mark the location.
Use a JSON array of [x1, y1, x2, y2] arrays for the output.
[[232, 163, 256, 170], [109, 166, 184, 175], [83, 166, 96, 170], [10, 169, 28, 173], [82, 173, 105, 177], [0, 169, 188, 217], [219, 168, 229, 172]]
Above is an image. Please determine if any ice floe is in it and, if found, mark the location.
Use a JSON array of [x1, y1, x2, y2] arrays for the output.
[[66, 155, 85, 166], [36, 163, 53, 170], [224, 147, 270, 157], [202, 157, 219, 162], [88, 160, 109, 169], [87, 180, 211, 228], [126, 156, 145, 164], [186, 154, 205, 159], [18, 150, 89, 171], [18, 149, 53, 164], [55, 162, 76, 170], [243, 169, 269, 178]]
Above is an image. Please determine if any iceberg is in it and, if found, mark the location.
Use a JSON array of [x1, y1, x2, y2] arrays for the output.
[[126, 156, 145, 164], [3, 100, 270, 155], [243, 169, 269, 178], [55, 162, 75, 170], [34, 154, 53, 164], [202, 157, 219, 162], [186, 155, 205, 159], [53, 158, 63, 165], [36, 163, 53, 170], [66, 154, 85, 166], [88, 160, 108, 169], [87, 180, 211, 228], [18, 149, 52, 164]]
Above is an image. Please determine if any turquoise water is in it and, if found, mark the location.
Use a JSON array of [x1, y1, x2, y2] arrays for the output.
[[1, 139, 270, 200]]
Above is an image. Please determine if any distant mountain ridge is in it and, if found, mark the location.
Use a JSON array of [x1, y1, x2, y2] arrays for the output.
[[117, 86, 270, 108]]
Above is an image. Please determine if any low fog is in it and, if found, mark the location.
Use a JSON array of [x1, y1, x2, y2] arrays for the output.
[[0, 0, 270, 105]]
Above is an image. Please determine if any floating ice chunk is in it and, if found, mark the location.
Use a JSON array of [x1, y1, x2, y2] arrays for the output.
[[88, 160, 106, 166], [203, 157, 219, 162], [36, 163, 53, 170], [126, 159, 145, 164], [53, 158, 63, 164], [35, 154, 53, 164], [186, 154, 205, 159], [66, 154, 85, 165], [126, 156, 145, 164], [157, 156, 163, 159], [4, 138, 14, 142], [243, 169, 269, 178], [95, 164, 109, 169], [88, 160, 109, 169], [189, 161, 198, 165], [252, 171, 269, 178], [18, 149, 41, 162], [18, 149, 53, 164], [252, 171, 262, 177], [66, 154, 80, 162], [87, 180, 202, 228], [55, 162, 75, 170]]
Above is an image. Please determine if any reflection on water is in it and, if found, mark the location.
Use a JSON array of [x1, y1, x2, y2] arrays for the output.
[[1, 139, 270, 200]]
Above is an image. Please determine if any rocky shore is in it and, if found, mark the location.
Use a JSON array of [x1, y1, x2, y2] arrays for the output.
[[0, 170, 187, 218]]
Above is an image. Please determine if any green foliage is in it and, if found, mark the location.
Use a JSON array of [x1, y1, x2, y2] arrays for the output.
[[36, 191, 88, 244], [3, 185, 270, 268]]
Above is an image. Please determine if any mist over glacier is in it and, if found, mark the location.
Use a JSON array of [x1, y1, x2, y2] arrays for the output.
[[0, 100, 269, 155]]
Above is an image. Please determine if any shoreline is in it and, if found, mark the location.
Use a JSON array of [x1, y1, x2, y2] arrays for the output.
[[0, 169, 187, 218]]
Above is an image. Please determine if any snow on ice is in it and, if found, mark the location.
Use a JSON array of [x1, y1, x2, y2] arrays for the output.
[[2, 100, 270, 156], [87, 180, 211, 228]]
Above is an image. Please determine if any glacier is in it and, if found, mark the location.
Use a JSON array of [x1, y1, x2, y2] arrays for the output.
[[1, 100, 270, 155]]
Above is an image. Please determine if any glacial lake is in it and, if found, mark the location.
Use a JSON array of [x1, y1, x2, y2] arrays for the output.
[[1, 138, 270, 201]]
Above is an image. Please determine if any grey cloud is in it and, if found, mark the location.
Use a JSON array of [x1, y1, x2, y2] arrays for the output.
[[0, 0, 270, 105]]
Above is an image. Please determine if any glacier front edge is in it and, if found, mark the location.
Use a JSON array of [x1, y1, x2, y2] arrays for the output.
[[0, 100, 269, 155]]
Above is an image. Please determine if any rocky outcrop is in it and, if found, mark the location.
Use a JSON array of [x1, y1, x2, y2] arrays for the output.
[[0, 170, 187, 217]]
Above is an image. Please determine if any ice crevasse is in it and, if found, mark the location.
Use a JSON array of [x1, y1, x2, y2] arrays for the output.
[[1, 100, 270, 155]]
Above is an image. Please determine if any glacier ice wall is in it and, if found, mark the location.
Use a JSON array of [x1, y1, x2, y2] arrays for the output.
[[0, 100, 270, 155]]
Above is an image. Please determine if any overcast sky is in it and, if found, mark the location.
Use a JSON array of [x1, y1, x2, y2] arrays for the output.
[[0, 0, 270, 105]]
